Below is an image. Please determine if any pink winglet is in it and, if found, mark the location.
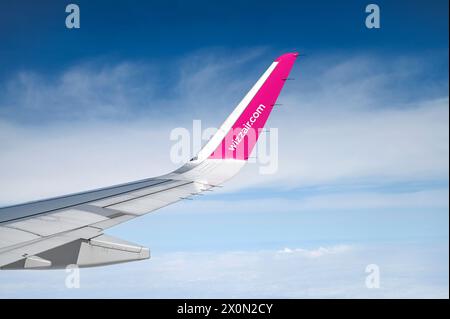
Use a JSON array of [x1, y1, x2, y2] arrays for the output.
[[208, 52, 298, 160]]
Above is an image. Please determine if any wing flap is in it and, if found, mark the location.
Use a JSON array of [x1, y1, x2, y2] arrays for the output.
[[0, 226, 40, 249], [0, 226, 102, 268]]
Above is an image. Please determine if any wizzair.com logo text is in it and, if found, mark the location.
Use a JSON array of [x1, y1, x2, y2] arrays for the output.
[[229, 104, 266, 151], [170, 118, 278, 175]]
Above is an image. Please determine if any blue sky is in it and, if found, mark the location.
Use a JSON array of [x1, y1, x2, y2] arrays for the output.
[[0, 0, 448, 298], [0, 0, 448, 79]]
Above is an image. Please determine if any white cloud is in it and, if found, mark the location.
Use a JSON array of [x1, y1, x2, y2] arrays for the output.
[[0, 51, 448, 206], [278, 245, 353, 257], [229, 91, 449, 192], [0, 120, 178, 205], [0, 242, 447, 298]]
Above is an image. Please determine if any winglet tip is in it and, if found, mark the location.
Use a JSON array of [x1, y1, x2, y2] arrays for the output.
[[275, 52, 300, 62]]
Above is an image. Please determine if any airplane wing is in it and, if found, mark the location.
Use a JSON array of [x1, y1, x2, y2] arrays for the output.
[[0, 52, 298, 269]]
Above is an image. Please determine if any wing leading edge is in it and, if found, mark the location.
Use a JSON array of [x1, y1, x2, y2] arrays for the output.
[[0, 52, 298, 269]]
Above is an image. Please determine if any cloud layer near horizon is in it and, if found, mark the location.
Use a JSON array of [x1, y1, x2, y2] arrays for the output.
[[0, 242, 448, 298]]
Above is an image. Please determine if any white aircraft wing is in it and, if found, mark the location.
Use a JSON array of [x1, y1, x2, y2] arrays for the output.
[[0, 52, 298, 269]]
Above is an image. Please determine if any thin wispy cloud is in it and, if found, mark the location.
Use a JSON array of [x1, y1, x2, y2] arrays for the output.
[[278, 245, 352, 257], [159, 188, 449, 217], [0, 50, 448, 204]]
